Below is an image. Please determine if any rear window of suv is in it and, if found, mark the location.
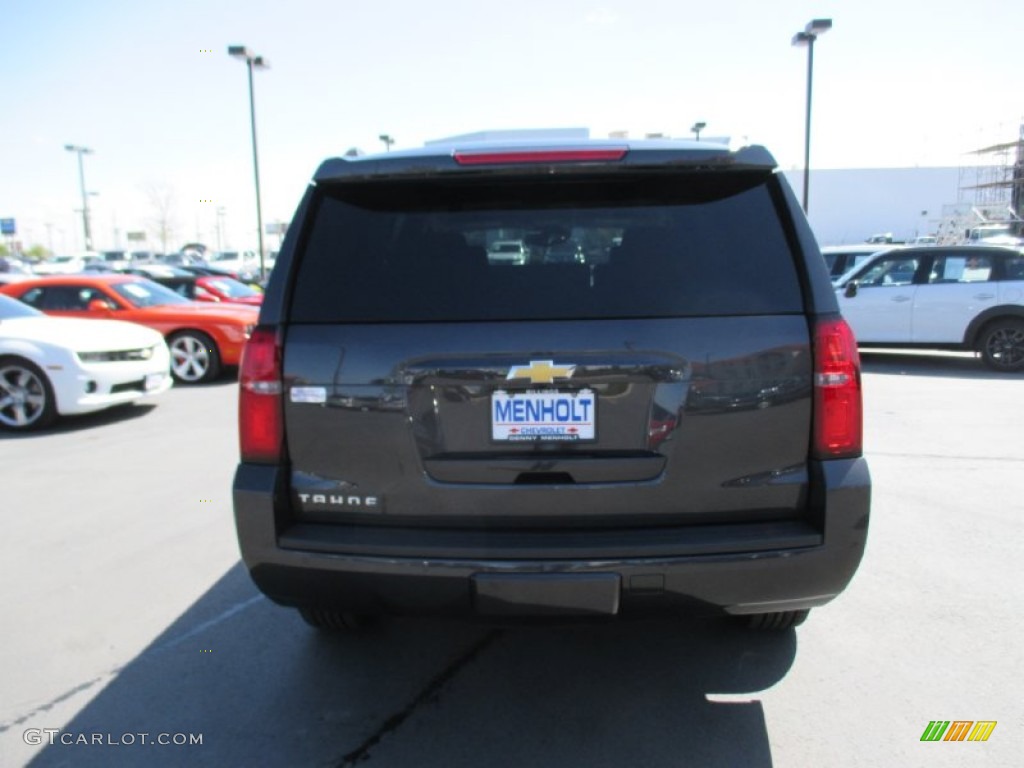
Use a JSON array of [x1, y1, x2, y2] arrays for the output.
[[289, 171, 803, 323]]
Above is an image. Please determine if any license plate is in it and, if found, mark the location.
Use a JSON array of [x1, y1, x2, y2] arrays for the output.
[[491, 389, 596, 442], [145, 373, 163, 391]]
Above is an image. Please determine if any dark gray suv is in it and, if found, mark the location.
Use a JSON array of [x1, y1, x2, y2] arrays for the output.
[[233, 138, 870, 630]]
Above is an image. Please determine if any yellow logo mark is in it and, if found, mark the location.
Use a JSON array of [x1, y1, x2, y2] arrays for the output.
[[966, 721, 997, 742], [507, 360, 576, 384]]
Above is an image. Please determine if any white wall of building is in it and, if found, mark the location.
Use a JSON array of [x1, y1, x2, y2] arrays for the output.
[[781, 167, 964, 246]]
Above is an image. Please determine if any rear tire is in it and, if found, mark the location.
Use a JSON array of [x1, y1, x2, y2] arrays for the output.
[[978, 319, 1024, 372], [297, 607, 372, 632], [0, 357, 58, 431], [745, 609, 810, 630], [168, 330, 222, 383]]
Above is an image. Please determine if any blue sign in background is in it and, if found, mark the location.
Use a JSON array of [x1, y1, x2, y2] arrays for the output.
[[0, 218, 15, 235]]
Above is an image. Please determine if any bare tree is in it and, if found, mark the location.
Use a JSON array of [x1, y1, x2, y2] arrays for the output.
[[142, 181, 178, 253]]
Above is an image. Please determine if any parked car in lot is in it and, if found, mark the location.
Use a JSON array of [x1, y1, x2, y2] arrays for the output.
[[0, 293, 171, 431], [177, 264, 237, 279], [487, 240, 529, 265], [159, 251, 209, 267], [0, 275, 258, 383], [0, 256, 32, 274], [81, 261, 122, 274], [180, 242, 209, 257], [145, 274, 263, 306], [543, 239, 586, 264], [98, 251, 134, 270], [32, 254, 91, 275], [821, 244, 897, 280], [233, 136, 870, 632], [835, 245, 1024, 371], [206, 251, 259, 282], [124, 264, 194, 280], [967, 223, 1024, 246], [190, 275, 263, 305]]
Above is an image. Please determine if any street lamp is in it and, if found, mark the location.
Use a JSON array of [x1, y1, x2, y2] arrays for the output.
[[215, 206, 226, 251], [690, 122, 707, 141], [64, 144, 94, 251], [228, 45, 269, 280], [379, 134, 395, 152], [792, 18, 832, 213]]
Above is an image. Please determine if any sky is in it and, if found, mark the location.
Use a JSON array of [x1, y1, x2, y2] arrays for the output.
[[1, 0, 1022, 254]]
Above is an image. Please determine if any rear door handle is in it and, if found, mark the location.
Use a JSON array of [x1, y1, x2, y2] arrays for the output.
[[891, 295, 912, 303], [973, 293, 996, 300]]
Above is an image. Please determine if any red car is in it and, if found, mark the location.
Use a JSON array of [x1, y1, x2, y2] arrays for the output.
[[144, 275, 264, 306], [193, 275, 263, 306], [0, 275, 259, 383]]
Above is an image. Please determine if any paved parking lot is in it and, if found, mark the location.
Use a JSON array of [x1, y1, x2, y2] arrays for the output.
[[1, 352, 1021, 767]]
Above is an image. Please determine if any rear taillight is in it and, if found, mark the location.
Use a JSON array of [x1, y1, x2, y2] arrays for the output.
[[239, 327, 283, 464], [813, 317, 863, 459], [453, 148, 628, 165]]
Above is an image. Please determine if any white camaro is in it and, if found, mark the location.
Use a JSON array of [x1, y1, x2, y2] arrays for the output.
[[0, 294, 172, 431]]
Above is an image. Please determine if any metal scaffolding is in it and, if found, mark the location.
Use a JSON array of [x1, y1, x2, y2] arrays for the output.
[[935, 124, 1024, 244]]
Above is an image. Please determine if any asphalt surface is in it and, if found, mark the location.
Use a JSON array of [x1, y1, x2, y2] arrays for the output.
[[1, 350, 1021, 767]]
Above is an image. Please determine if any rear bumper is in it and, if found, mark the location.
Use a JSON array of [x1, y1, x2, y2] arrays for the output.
[[232, 458, 870, 618]]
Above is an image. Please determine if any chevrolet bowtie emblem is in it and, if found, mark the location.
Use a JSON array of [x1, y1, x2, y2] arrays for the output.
[[507, 360, 576, 384]]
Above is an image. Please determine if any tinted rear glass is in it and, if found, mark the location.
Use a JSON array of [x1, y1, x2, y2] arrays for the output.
[[290, 172, 803, 322]]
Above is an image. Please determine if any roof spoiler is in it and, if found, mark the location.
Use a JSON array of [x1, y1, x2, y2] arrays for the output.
[[313, 142, 777, 182]]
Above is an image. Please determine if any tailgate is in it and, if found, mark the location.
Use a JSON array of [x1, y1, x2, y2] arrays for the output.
[[282, 316, 811, 527]]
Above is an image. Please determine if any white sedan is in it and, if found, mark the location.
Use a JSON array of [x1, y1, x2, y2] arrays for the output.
[[0, 294, 172, 431]]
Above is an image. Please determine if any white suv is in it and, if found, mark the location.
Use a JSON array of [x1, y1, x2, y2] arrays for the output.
[[835, 245, 1024, 371], [207, 251, 259, 281]]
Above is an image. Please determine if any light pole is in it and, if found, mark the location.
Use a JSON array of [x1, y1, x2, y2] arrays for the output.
[[215, 206, 226, 251], [690, 122, 706, 141], [64, 144, 94, 251], [379, 134, 395, 152], [228, 45, 269, 280], [792, 18, 832, 213]]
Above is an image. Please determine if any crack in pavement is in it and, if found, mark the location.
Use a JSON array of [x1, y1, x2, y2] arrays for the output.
[[335, 629, 502, 766], [0, 594, 265, 734], [0, 677, 109, 733]]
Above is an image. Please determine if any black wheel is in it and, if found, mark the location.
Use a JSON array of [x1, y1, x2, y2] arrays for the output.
[[0, 357, 58, 431], [297, 607, 372, 632], [168, 331, 221, 383], [979, 319, 1024, 372], [745, 609, 810, 630]]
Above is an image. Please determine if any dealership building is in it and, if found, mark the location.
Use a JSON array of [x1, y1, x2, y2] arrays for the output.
[[782, 165, 963, 246]]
